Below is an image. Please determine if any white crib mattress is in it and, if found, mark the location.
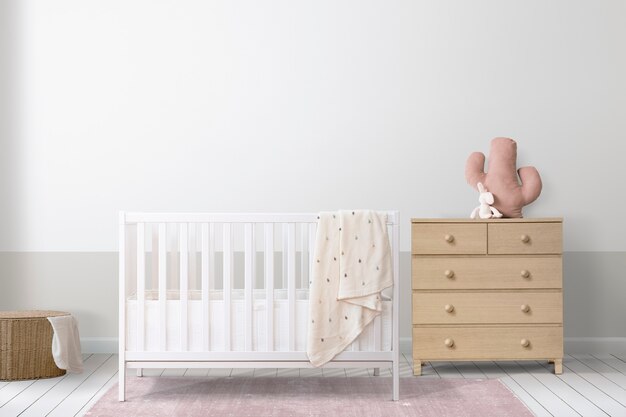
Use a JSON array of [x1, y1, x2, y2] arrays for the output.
[[126, 289, 392, 352]]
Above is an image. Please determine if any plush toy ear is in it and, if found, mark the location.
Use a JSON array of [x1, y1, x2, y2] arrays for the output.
[[477, 182, 485, 193], [484, 192, 494, 205]]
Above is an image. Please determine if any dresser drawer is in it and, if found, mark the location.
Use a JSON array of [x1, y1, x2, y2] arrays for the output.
[[488, 223, 562, 254], [412, 223, 486, 255], [412, 291, 562, 324], [413, 326, 563, 360], [412, 256, 562, 290]]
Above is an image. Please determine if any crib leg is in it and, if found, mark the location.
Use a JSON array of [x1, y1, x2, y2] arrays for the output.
[[119, 361, 126, 401], [137, 368, 143, 377], [392, 360, 399, 401], [373, 368, 380, 376]]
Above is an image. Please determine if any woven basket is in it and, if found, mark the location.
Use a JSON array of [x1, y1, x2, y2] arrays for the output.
[[0, 310, 69, 381]]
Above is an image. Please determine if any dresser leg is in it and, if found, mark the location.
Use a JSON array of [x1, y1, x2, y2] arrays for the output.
[[553, 359, 563, 374], [413, 361, 422, 376]]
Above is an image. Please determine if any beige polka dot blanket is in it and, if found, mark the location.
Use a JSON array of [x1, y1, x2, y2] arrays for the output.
[[306, 210, 393, 367]]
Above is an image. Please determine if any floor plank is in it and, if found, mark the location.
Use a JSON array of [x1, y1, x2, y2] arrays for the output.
[[518, 361, 607, 417], [0, 375, 68, 417], [564, 354, 626, 408], [321, 368, 346, 377], [451, 362, 486, 379], [571, 354, 626, 389], [47, 355, 118, 417], [473, 361, 507, 379], [370, 367, 392, 377], [252, 368, 277, 377], [183, 368, 210, 377], [398, 357, 414, 378], [541, 357, 626, 416], [229, 368, 255, 377], [161, 369, 187, 377], [344, 367, 369, 377], [429, 361, 464, 378], [497, 361, 579, 417], [299, 367, 323, 377], [141, 368, 164, 377], [0, 380, 36, 409], [276, 368, 300, 377], [207, 368, 232, 377], [596, 354, 626, 376], [74, 370, 118, 417], [17, 354, 111, 417], [612, 353, 626, 363], [537, 358, 626, 417]]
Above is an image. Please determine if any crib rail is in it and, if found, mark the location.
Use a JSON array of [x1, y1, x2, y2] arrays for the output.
[[119, 211, 400, 401]]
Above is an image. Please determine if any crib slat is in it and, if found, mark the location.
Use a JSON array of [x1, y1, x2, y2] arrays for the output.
[[201, 223, 210, 351], [189, 224, 197, 293], [158, 223, 167, 351], [209, 224, 215, 290], [374, 315, 382, 351], [308, 223, 316, 288], [282, 224, 288, 289], [244, 224, 253, 351], [350, 338, 359, 351], [286, 223, 296, 351], [251, 224, 257, 290], [264, 223, 274, 351], [300, 224, 308, 290], [137, 223, 145, 352], [223, 223, 232, 351], [252, 225, 258, 349], [151, 225, 158, 291], [179, 224, 189, 351]]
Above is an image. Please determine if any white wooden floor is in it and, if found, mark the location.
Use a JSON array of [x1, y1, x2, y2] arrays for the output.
[[2, 353, 626, 416]]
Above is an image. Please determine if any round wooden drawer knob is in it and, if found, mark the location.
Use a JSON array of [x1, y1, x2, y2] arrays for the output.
[[444, 270, 455, 279], [444, 338, 455, 348], [521, 234, 530, 243], [521, 338, 530, 348], [444, 234, 455, 243], [445, 304, 455, 313], [521, 304, 531, 313], [521, 270, 531, 278]]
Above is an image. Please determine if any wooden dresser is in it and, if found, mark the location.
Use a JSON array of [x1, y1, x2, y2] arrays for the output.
[[411, 218, 563, 375]]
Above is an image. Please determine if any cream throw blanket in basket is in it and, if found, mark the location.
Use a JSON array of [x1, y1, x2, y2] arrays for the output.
[[306, 210, 393, 367]]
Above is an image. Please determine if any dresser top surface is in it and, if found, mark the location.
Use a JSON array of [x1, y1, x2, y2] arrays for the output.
[[411, 218, 563, 223]]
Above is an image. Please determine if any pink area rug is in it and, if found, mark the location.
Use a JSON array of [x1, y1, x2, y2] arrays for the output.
[[86, 377, 532, 417]]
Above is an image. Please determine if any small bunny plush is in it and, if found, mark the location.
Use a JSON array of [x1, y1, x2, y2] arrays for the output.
[[471, 182, 503, 219]]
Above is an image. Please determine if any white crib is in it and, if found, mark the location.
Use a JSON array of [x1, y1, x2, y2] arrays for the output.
[[119, 212, 400, 401]]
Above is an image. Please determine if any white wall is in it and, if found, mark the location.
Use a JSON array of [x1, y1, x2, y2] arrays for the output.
[[2, 0, 626, 348], [0, 1, 21, 243], [3, 0, 625, 252]]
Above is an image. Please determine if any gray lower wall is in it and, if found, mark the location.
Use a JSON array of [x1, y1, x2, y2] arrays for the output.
[[0, 252, 118, 337], [563, 252, 626, 337], [1, 251, 624, 342]]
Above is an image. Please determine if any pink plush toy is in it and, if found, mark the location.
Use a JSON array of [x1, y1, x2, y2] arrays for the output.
[[465, 137, 542, 218]]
